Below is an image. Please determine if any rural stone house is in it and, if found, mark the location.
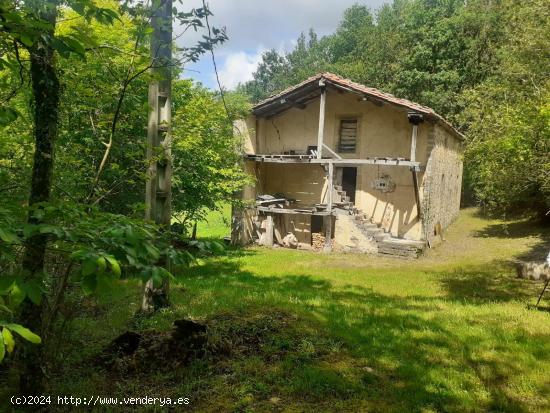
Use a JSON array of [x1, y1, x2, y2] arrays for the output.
[[232, 73, 463, 257]]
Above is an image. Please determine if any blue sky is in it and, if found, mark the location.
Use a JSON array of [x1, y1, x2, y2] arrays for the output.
[[176, 0, 390, 90]]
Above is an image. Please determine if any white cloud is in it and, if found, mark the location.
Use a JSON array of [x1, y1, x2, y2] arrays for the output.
[[216, 49, 264, 89], [178, 0, 391, 88]]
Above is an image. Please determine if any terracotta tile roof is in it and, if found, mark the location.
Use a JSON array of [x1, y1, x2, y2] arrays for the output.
[[253, 72, 464, 140]]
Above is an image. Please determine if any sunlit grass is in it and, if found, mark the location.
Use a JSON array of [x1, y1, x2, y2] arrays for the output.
[[195, 203, 232, 239], [44, 208, 550, 412]]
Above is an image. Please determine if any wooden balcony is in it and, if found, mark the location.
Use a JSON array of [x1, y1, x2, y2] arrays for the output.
[[244, 153, 422, 169]]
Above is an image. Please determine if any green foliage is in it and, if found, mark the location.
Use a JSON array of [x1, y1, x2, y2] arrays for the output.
[[240, 0, 549, 216], [0, 323, 41, 362], [0, 200, 226, 363], [30, 209, 550, 412], [1, 0, 231, 215], [460, 0, 550, 215], [171, 80, 252, 227], [0, 0, 234, 372]]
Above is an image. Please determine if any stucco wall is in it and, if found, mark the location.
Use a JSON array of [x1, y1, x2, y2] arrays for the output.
[[256, 91, 429, 240], [257, 91, 429, 163], [260, 163, 327, 207], [234, 116, 257, 154], [422, 123, 463, 244], [355, 166, 424, 239]]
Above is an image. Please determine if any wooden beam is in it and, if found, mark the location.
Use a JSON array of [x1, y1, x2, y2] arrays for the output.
[[322, 143, 342, 159], [410, 124, 418, 162], [253, 83, 319, 116], [317, 80, 326, 159], [327, 82, 385, 106], [244, 154, 422, 168]]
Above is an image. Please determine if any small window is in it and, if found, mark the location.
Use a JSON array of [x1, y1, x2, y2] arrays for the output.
[[338, 119, 357, 153]]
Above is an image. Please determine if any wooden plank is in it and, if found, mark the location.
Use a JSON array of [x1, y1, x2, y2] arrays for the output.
[[327, 161, 334, 213], [412, 169, 422, 220], [317, 82, 326, 159], [274, 226, 283, 245], [256, 198, 287, 205], [257, 206, 332, 216]]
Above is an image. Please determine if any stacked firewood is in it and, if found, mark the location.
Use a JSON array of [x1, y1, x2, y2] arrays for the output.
[[312, 233, 326, 251]]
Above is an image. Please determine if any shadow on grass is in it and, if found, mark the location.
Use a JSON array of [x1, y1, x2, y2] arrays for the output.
[[438, 262, 540, 303], [473, 218, 550, 262], [175, 259, 549, 412], [474, 219, 549, 239]]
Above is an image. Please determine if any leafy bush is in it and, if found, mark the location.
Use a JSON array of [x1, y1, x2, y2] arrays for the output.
[[0, 202, 224, 362]]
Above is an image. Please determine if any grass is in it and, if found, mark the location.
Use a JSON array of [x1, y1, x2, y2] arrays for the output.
[[195, 203, 232, 240], [8, 208, 550, 412]]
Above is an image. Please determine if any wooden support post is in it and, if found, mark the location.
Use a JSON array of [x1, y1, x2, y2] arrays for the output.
[[324, 160, 334, 252], [536, 279, 549, 307], [142, 0, 172, 313], [316, 80, 326, 159], [323, 215, 332, 252], [327, 161, 334, 213], [410, 124, 417, 162], [265, 214, 274, 247], [411, 169, 422, 220]]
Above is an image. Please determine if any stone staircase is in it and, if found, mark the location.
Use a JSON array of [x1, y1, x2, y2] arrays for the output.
[[331, 185, 425, 258]]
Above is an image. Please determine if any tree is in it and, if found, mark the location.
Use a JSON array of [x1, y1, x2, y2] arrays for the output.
[[171, 80, 251, 228], [6, 0, 119, 394], [460, 0, 550, 217], [0, 0, 231, 391]]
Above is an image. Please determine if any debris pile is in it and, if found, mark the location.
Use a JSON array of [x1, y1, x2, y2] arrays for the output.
[[282, 232, 298, 248]]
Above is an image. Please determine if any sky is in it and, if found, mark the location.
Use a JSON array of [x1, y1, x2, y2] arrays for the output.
[[176, 0, 390, 90]]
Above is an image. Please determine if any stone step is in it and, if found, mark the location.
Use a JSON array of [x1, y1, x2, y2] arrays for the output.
[[365, 228, 385, 236], [374, 232, 390, 242], [377, 238, 425, 258]]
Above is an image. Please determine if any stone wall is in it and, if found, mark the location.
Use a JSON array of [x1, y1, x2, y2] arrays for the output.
[[421, 123, 463, 245]]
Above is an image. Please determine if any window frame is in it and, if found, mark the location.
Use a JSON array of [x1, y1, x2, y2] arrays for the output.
[[336, 117, 360, 154]]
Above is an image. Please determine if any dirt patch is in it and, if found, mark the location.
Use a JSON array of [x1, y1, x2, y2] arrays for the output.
[[98, 319, 207, 374], [97, 310, 298, 376]]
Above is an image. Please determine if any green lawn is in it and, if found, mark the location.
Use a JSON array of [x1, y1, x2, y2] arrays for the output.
[[42, 209, 550, 412], [195, 203, 232, 239]]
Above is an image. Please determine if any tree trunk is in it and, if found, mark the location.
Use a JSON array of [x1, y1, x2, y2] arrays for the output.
[[191, 222, 197, 240], [19, 2, 60, 394]]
